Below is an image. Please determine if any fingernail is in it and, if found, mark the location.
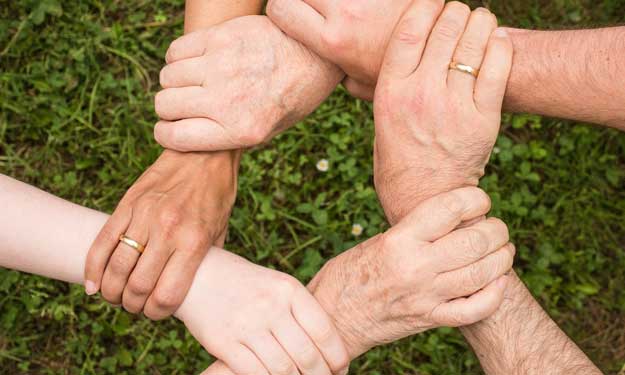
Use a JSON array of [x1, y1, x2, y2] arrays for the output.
[[84, 280, 98, 295], [338, 367, 349, 375], [493, 28, 508, 38]]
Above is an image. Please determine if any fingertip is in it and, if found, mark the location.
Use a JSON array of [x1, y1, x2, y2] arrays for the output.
[[153, 120, 170, 147], [85, 280, 98, 296]]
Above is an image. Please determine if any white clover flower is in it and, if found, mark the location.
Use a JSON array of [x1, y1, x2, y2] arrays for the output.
[[492, 147, 501, 154], [316, 159, 329, 172], [351, 223, 363, 237]]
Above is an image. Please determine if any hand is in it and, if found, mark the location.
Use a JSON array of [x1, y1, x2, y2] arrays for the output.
[[309, 187, 514, 358], [201, 187, 514, 374], [373, 3, 513, 224], [153, 15, 343, 152], [266, 0, 417, 100], [176, 248, 349, 375], [84, 150, 238, 320]]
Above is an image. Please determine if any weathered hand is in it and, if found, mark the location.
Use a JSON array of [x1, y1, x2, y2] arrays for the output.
[[308, 188, 514, 358], [373, 3, 513, 224], [266, 0, 417, 99], [201, 188, 514, 374], [154, 15, 343, 152], [176, 248, 349, 375], [84, 150, 238, 320]]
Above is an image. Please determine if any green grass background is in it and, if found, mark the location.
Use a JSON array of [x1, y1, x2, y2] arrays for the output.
[[1, 0, 625, 373]]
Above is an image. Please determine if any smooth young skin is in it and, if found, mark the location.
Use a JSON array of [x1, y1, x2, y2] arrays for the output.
[[268, 0, 625, 127], [373, 2, 601, 373], [0, 174, 349, 375], [84, 0, 265, 320], [153, 15, 343, 152]]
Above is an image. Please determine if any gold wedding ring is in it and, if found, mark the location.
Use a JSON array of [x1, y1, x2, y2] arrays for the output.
[[119, 234, 145, 254], [449, 61, 479, 78]]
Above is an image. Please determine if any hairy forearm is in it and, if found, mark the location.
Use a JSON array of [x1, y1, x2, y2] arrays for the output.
[[460, 272, 600, 375], [505, 27, 625, 129]]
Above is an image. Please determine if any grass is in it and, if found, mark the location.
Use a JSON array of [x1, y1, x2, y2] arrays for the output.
[[1, 0, 625, 373]]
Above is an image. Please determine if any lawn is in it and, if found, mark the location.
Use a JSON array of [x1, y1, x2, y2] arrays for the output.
[[1, 0, 625, 373]]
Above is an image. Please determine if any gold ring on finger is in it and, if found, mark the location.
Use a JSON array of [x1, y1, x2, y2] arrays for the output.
[[449, 61, 480, 78], [119, 234, 145, 254]]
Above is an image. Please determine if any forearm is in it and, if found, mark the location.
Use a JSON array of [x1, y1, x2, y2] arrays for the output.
[[460, 272, 600, 374], [505, 27, 625, 129], [0, 173, 217, 323], [185, 0, 263, 33]]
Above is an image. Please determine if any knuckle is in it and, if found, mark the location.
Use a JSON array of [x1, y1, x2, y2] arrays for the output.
[[468, 263, 487, 289], [100, 287, 119, 304], [98, 225, 120, 246], [157, 207, 183, 233], [456, 38, 483, 57], [266, 0, 286, 20], [108, 252, 135, 275], [126, 276, 153, 296], [237, 124, 268, 147], [122, 302, 141, 314], [439, 191, 465, 218], [395, 17, 427, 46], [272, 360, 296, 375], [151, 286, 183, 310], [165, 38, 182, 63], [321, 29, 348, 51], [474, 188, 492, 213], [296, 345, 320, 369], [447, 1, 471, 15], [333, 352, 350, 373], [464, 228, 488, 256], [274, 275, 300, 297], [435, 21, 463, 41], [487, 217, 509, 242]]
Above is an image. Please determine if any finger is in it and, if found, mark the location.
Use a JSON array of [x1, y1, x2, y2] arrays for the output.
[[155, 87, 211, 121], [430, 274, 509, 327], [84, 204, 132, 295], [425, 217, 509, 272], [378, 0, 444, 80], [143, 249, 205, 320], [154, 118, 236, 152], [474, 28, 514, 116], [419, 1, 471, 82], [159, 56, 206, 88], [393, 187, 491, 242], [291, 288, 349, 374], [272, 316, 332, 375], [220, 344, 270, 375], [447, 8, 498, 96], [246, 334, 300, 375], [436, 243, 515, 299], [200, 361, 237, 375], [100, 217, 148, 305], [297, 0, 329, 14], [266, 0, 326, 57], [122, 236, 173, 314], [165, 28, 226, 64], [342, 77, 374, 101]]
